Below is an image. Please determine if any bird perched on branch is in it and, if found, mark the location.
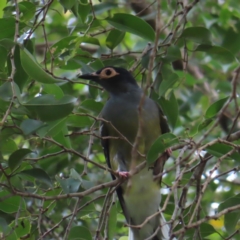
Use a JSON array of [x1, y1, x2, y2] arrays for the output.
[[79, 66, 171, 240]]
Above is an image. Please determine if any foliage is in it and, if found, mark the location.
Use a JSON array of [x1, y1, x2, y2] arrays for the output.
[[0, 0, 240, 239]]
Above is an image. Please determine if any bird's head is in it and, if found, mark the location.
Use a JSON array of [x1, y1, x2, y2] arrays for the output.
[[78, 66, 139, 95]]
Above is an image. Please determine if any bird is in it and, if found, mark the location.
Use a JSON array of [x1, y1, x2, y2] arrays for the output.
[[79, 66, 172, 240]]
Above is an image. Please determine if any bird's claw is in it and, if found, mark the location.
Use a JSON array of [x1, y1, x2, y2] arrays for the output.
[[166, 148, 172, 157], [117, 171, 129, 178]]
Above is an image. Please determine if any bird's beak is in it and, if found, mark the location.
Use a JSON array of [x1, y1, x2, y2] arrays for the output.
[[78, 72, 99, 81]]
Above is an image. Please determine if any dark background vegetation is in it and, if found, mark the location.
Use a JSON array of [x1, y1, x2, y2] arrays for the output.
[[0, 0, 240, 239]]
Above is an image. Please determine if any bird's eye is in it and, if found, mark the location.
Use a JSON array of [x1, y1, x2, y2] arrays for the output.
[[105, 69, 112, 76], [98, 67, 119, 79]]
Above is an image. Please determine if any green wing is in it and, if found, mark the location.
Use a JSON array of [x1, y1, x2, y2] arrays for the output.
[[157, 104, 170, 134], [100, 121, 131, 222], [153, 103, 170, 177]]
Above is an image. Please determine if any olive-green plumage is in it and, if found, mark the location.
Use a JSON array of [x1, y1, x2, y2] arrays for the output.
[[79, 67, 171, 240]]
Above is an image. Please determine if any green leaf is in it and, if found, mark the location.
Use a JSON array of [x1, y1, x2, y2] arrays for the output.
[[58, 60, 78, 70], [0, 98, 10, 112], [198, 118, 213, 131], [147, 133, 179, 164], [43, 83, 64, 99], [200, 223, 217, 237], [0, 217, 9, 234], [9, 218, 31, 239], [158, 92, 179, 129], [0, 39, 15, 50], [80, 99, 103, 114], [24, 95, 77, 122], [222, 20, 240, 54], [59, 0, 76, 10], [11, 105, 30, 116], [20, 47, 64, 84], [53, 126, 72, 149], [0, 190, 22, 213], [159, 66, 179, 97], [43, 189, 61, 216], [56, 175, 82, 194], [81, 180, 95, 190], [78, 1, 91, 23], [58, 54, 92, 70], [106, 29, 125, 50], [103, 58, 128, 68], [184, 227, 195, 239], [0, 18, 25, 40], [205, 97, 229, 118], [0, 128, 17, 141], [78, 36, 100, 46], [77, 196, 95, 218], [108, 203, 117, 239], [19, 1, 36, 22], [0, 0, 6, 18], [89, 59, 105, 71], [70, 168, 82, 180], [175, 71, 196, 86], [14, 44, 29, 91], [0, 45, 7, 71], [224, 212, 240, 233], [50, 36, 77, 57], [162, 46, 182, 62], [219, 193, 240, 211], [78, 61, 95, 74], [106, 13, 155, 42], [93, 2, 118, 14], [72, 172, 94, 189], [20, 119, 44, 135], [0, 139, 18, 155], [37, 118, 67, 138], [8, 148, 32, 171], [206, 143, 240, 161], [69, 226, 92, 240], [19, 168, 52, 187], [67, 115, 93, 128], [0, 82, 21, 101], [180, 27, 212, 44], [195, 45, 235, 63], [219, 193, 240, 233], [141, 49, 151, 68]]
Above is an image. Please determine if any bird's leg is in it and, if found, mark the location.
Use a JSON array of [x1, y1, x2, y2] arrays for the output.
[[115, 154, 129, 178], [117, 171, 129, 178], [166, 148, 172, 156]]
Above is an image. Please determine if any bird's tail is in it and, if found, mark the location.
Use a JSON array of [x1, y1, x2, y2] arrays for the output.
[[128, 210, 173, 240]]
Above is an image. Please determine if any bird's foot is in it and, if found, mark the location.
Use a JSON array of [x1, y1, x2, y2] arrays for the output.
[[117, 171, 129, 179], [166, 148, 172, 157]]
